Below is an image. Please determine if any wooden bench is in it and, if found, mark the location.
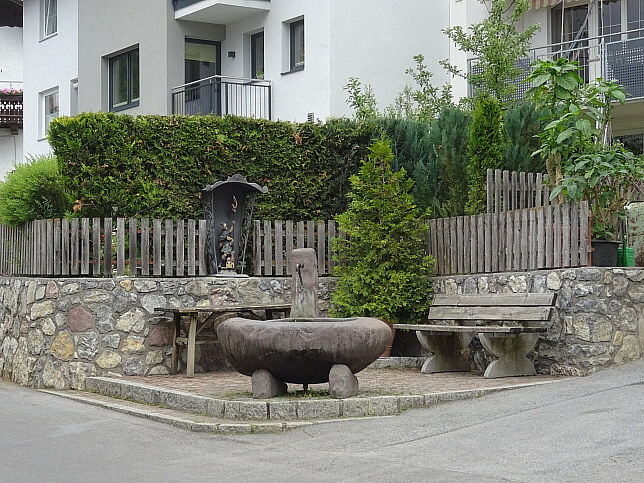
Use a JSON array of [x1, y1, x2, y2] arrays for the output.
[[394, 293, 557, 378], [155, 304, 291, 377]]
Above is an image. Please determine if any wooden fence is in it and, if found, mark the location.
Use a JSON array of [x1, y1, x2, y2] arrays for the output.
[[253, 220, 339, 276], [0, 218, 208, 277], [429, 201, 591, 275], [486, 169, 552, 213]]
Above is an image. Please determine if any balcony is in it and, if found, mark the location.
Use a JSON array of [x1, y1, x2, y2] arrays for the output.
[[173, 0, 270, 24], [0, 91, 22, 135], [468, 28, 644, 102], [171, 75, 271, 119]]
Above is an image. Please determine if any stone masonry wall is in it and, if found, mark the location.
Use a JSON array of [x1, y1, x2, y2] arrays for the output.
[[0, 276, 336, 390], [433, 268, 644, 375]]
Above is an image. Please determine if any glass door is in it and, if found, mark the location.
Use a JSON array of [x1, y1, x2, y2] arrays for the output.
[[551, 3, 591, 81], [184, 38, 221, 115]]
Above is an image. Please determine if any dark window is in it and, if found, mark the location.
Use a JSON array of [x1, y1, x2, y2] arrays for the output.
[[109, 49, 139, 111], [251, 31, 265, 79], [628, 0, 644, 38], [600, 0, 622, 42], [614, 133, 644, 156], [290, 19, 304, 71]]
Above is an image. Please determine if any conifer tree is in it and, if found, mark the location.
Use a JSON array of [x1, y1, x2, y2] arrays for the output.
[[331, 136, 433, 324]]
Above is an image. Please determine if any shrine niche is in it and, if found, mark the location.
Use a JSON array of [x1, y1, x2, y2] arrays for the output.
[[201, 174, 268, 275]]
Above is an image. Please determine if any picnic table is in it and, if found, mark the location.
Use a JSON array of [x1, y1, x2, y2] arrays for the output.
[[155, 304, 291, 377]]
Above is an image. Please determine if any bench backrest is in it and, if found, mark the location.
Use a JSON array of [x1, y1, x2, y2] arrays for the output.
[[429, 293, 557, 322]]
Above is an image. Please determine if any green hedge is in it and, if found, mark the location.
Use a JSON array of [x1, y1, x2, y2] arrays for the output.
[[49, 113, 374, 220]]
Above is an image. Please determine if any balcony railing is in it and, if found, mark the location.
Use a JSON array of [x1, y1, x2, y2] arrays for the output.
[[468, 28, 644, 101], [0, 94, 23, 135], [171, 75, 271, 120]]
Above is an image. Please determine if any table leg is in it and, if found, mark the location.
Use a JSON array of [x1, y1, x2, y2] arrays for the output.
[[170, 313, 180, 375], [187, 313, 197, 378]]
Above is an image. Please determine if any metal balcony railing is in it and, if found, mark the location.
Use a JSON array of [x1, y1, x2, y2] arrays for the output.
[[171, 75, 271, 120], [468, 28, 644, 101], [0, 93, 23, 134]]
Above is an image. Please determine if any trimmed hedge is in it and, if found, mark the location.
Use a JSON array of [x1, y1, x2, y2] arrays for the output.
[[49, 113, 374, 220]]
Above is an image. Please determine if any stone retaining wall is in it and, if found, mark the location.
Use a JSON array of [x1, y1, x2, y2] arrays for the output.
[[433, 268, 644, 375], [0, 276, 335, 390]]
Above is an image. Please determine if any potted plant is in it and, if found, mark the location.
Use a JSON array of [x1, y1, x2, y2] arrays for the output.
[[330, 135, 434, 355]]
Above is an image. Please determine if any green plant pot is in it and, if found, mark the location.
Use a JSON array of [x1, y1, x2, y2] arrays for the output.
[[591, 240, 621, 267]]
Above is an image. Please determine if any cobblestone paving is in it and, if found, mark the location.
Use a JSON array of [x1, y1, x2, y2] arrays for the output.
[[125, 368, 560, 399]]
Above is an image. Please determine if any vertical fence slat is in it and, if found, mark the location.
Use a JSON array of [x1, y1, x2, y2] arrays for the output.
[[503, 170, 510, 212], [187, 219, 195, 276], [116, 218, 125, 276], [165, 219, 174, 277], [537, 207, 545, 269], [579, 201, 590, 266], [198, 220, 207, 275], [498, 210, 506, 272], [141, 218, 150, 276], [511, 171, 518, 210], [470, 215, 477, 274], [275, 220, 284, 276], [483, 213, 491, 273], [103, 218, 112, 276], [456, 216, 464, 274], [436, 219, 444, 275], [38, 221, 45, 275], [450, 217, 457, 274], [153, 219, 162, 276], [286, 220, 294, 275], [92, 218, 101, 276], [491, 213, 499, 272], [528, 208, 537, 270], [70, 218, 79, 276], [306, 220, 315, 249], [129, 218, 138, 276], [175, 219, 184, 277], [520, 209, 528, 270], [254, 220, 261, 275], [46, 219, 53, 275], [545, 205, 553, 268], [494, 169, 502, 214], [81, 218, 90, 275], [264, 220, 272, 276], [463, 216, 471, 274], [477, 214, 485, 274], [296, 221, 305, 249], [535, 173, 543, 208], [317, 220, 325, 275], [562, 204, 571, 268], [570, 203, 579, 267], [61, 218, 70, 276], [327, 220, 335, 275], [553, 204, 562, 268], [486, 169, 494, 213]]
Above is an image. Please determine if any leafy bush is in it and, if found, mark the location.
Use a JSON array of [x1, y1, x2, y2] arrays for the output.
[[465, 96, 504, 214], [503, 101, 546, 173], [49, 113, 373, 220], [0, 155, 72, 226], [331, 136, 433, 324]]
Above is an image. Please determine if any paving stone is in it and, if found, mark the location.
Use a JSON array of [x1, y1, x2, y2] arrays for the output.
[[268, 401, 297, 420], [398, 395, 425, 410], [297, 400, 340, 419], [239, 401, 268, 420], [368, 396, 398, 416], [342, 398, 370, 417]]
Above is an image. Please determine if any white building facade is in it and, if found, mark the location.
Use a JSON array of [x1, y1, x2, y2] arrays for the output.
[[20, 0, 644, 158]]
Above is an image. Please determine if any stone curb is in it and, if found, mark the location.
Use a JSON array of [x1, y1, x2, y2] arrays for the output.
[[38, 389, 387, 434], [84, 376, 563, 422]]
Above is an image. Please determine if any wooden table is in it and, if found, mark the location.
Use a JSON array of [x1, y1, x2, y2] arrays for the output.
[[156, 304, 291, 377]]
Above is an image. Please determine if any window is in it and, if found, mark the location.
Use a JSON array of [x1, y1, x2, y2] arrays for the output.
[[42, 0, 57, 38], [109, 49, 139, 111], [41, 88, 59, 138], [289, 19, 304, 71], [251, 31, 265, 79], [627, 0, 644, 37]]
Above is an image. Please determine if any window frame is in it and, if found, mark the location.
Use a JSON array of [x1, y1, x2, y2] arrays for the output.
[[40, 87, 59, 139], [42, 0, 57, 39], [289, 19, 304, 72], [108, 48, 140, 112], [251, 31, 265, 79]]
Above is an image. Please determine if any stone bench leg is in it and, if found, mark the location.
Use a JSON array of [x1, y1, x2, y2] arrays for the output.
[[479, 333, 538, 378], [416, 331, 473, 374]]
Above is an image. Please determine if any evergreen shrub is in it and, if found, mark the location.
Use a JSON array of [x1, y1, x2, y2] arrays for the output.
[[0, 155, 72, 226], [331, 136, 433, 324], [465, 96, 504, 214], [49, 113, 374, 220]]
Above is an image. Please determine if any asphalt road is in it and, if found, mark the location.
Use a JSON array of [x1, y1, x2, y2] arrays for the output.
[[1, 360, 643, 482]]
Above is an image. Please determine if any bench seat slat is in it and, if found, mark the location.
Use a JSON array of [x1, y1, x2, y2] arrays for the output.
[[428, 306, 552, 321], [432, 293, 556, 307], [393, 324, 547, 333]]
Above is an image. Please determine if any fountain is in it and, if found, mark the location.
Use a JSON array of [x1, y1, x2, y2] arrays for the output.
[[216, 248, 390, 398]]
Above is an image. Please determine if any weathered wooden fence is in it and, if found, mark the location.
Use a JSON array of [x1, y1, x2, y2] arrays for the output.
[[253, 220, 339, 276], [0, 218, 208, 277], [486, 169, 552, 213], [429, 201, 591, 275]]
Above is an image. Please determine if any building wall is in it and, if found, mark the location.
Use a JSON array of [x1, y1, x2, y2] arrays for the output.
[[0, 129, 22, 178], [0, 26, 22, 83], [22, 0, 78, 159]]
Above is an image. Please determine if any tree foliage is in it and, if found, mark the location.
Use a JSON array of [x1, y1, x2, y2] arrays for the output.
[[465, 95, 504, 215], [0, 155, 72, 226], [331, 136, 433, 324], [441, 0, 538, 102]]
